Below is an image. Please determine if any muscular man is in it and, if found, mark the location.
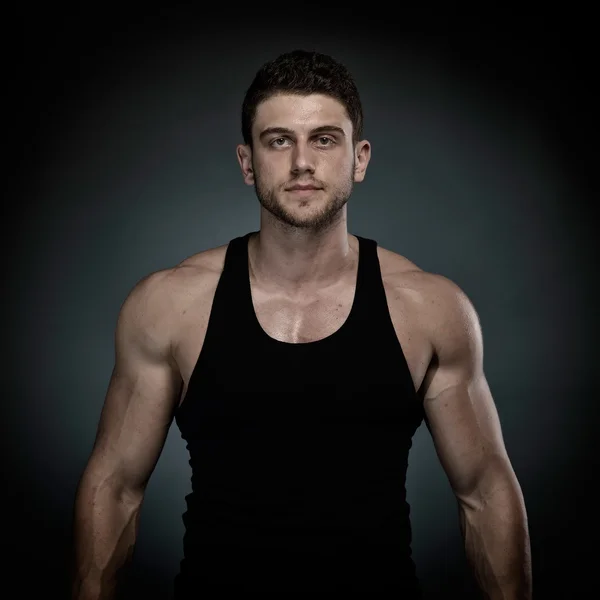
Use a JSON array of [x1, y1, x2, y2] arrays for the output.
[[71, 50, 532, 598]]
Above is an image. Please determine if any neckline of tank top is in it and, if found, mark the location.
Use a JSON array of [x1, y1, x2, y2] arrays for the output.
[[241, 231, 365, 348]]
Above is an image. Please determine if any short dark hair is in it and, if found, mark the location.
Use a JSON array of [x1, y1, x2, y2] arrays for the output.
[[241, 50, 364, 147]]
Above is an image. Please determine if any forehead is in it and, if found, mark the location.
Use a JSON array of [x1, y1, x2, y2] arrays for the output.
[[253, 93, 351, 132]]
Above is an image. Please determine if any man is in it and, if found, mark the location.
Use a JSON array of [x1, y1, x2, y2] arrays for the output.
[[71, 50, 532, 597]]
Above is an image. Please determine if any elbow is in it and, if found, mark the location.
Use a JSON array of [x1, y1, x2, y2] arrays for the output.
[[454, 456, 525, 516], [77, 466, 145, 510]]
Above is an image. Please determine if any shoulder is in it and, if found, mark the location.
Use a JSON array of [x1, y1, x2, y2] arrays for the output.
[[117, 242, 230, 344], [376, 243, 482, 356]]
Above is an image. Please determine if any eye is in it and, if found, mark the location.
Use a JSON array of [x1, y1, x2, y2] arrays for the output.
[[270, 137, 289, 147], [317, 137, 335, 146]]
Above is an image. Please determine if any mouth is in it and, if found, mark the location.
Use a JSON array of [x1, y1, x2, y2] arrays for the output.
[[286, 186, 322, 193]]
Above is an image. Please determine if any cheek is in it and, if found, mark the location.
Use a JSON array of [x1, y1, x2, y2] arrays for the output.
[[327, 146, 353, 167], [328, 154, 354, 178], [255, 155, 284, 179]]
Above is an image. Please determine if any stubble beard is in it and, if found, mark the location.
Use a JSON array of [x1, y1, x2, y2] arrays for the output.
[[253, 160, 355, 234]]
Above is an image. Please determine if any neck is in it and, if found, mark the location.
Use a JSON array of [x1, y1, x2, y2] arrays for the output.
[[249, 219, 355, 293]]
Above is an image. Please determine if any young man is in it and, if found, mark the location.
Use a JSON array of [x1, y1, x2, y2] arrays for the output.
[[72, 50, 532, 597]]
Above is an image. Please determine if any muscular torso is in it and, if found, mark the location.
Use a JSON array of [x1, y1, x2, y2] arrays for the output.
[[167, 235, 436, 409]]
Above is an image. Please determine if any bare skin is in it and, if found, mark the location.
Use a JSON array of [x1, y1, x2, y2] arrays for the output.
[[72, 93, 531, 599]]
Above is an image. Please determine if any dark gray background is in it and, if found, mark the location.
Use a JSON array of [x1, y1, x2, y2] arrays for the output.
[[6, 12, 596, 599]]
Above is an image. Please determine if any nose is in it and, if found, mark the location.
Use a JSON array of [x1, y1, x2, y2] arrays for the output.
[[290, 143, 316, 175]]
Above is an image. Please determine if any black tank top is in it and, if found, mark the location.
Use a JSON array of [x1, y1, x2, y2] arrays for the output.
[[173, 231, 425, 596]]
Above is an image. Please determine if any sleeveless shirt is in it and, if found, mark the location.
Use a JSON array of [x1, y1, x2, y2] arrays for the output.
[[173, 231, 425, 596]]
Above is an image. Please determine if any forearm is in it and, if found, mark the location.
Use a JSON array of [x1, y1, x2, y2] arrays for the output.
[[459, 481, 532, 600], [71, 476, 143, 600]]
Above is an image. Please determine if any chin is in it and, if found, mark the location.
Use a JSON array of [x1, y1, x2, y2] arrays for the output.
[[283, 202, 348, 231], [256, 181, 350, 230]]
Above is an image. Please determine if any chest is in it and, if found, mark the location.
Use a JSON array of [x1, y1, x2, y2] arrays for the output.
[[250, 279, 355, 344], [174, 278, 432, 405]]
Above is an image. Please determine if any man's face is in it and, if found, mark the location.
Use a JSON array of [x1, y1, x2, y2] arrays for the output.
[[238, 93, 369, 232]]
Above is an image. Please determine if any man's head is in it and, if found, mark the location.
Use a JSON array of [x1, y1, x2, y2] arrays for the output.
[[236, 50, 371, 233]]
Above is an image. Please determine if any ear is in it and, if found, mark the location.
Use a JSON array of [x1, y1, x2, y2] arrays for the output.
[[353, 139, 371, 183], [236, 144, 254, 186]]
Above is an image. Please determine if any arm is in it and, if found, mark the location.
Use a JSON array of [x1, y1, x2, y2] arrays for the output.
[[419, 277, 532, 600], [71, 271, 182, 600]]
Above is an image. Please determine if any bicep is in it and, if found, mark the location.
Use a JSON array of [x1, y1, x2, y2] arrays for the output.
[[85, 275, 182, 496], [89, 356, 181, 495], [423, 368, 509, 502], [420, 280, 511, 502]]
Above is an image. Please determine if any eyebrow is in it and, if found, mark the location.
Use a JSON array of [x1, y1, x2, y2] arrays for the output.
[[258, 125, 346, 141]]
